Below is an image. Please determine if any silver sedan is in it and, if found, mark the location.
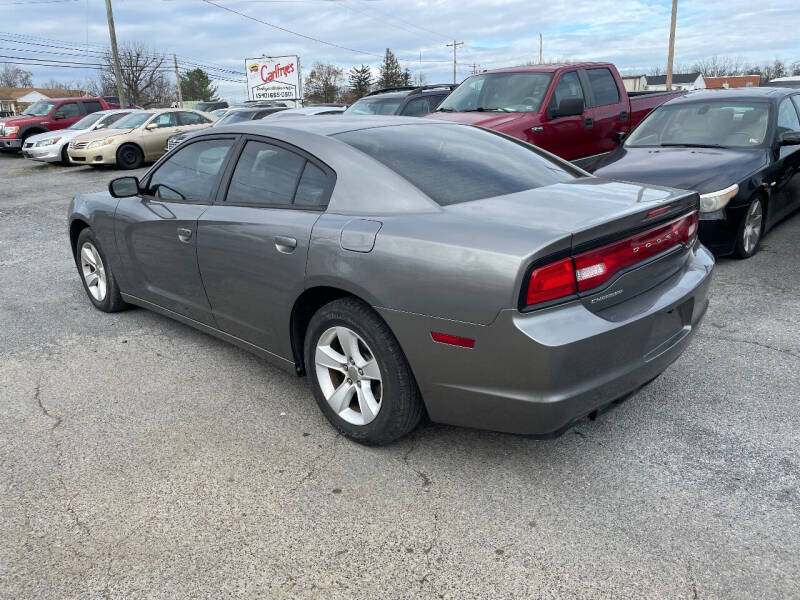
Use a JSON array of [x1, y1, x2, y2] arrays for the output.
[[67, 117, 713, 444], [23, 109, 135, 164]]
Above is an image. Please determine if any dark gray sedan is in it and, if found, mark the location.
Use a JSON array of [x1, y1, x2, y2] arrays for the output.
[[68, 117, 714, 444]]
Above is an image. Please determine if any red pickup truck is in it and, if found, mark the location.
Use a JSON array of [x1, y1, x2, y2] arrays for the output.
[[0, 96, 112, 152], [428, 62, 684, 166]]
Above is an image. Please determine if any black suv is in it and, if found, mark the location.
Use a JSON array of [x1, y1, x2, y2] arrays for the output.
[[344, 85, 456, 117], [194, 101, 229, 113]]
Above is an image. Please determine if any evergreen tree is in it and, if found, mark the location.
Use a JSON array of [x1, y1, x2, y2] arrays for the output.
[[180, 68, 218, 102], [378, 48, 403, 89], [348, 64, 373, 99], [401, 68, 412, 86]]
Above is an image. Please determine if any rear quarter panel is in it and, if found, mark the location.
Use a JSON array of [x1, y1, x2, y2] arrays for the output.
[[306, 212, 571, 325]]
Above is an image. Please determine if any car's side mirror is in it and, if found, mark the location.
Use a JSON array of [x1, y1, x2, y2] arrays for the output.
[[779, 131, 800, 146], [145, 122, 158, 130], [552, 97, 584, 119], [109, 176, 140, 198], [95, 123, 106, 130], [613, 131, 627, 144]]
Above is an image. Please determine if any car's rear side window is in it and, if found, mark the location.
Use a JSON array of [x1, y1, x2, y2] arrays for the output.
[[227, 140, 305, 206], [335, 124, 577, 206], [585, 68, 620, 106]]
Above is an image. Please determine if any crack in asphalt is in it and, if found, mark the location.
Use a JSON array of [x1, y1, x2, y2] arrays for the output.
[[419, 511, 442, 593], [33, 380, 91, 538], [697, 333, 800, 362], [294, 432, 342, 490], [402, 438, 432, 491]]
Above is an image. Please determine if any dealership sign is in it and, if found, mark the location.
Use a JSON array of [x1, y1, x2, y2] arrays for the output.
[[245, 56, 301, 103]]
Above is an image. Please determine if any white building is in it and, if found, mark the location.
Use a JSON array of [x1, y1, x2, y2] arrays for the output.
[[644, 73, 706, 91]]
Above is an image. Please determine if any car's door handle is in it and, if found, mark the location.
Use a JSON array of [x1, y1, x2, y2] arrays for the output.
[[274, 235, 297, 253], [584, 117, 594, 129], [177, 227, 193, 243]]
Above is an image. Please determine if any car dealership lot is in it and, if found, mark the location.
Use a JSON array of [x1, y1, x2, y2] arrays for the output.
[[1, 153, 798, 599]]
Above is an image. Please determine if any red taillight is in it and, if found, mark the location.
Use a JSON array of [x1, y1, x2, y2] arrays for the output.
[[526, 257, 577, 306], [524, 211, 698, 308]]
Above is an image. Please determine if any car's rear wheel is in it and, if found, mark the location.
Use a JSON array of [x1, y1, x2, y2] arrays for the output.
[[116, 143, 143, 170], [734, 196, 763, 259], [75, 228, 128, 312], [304, 297, 423, 445]]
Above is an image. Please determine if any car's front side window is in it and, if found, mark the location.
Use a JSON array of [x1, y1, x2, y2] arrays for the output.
[[226, 141, 305, 206], [777, 98, 800, 135], [400, 97, 432, 117], [549, 71, 584, 113], [55, 102, 80, 118], [147, 139, 235, 203]]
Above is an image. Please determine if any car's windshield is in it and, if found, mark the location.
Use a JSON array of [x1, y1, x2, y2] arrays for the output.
[[113, 112, 154, 129], [344, 97, 403, 116], [22, 101, 57, 117], [68, 113, 104, 130], [336, 124, 577, 206], [626, 101, 771, 148], [436, 72, 553, 113], [215, 110, 255, 126]]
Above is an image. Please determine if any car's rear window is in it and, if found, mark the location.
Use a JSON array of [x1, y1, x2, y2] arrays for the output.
[[335, 124, 577, 205]]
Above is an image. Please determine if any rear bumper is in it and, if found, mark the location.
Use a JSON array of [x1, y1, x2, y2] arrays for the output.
[[0, 138, 22, 150], [379, 243, 714, 436]]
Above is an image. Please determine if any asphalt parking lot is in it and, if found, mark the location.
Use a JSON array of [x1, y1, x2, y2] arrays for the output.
[[1, 151, 798, 600]]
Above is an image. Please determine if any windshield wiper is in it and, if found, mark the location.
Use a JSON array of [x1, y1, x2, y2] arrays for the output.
[[459, 107, 512, 112], [434, 107, 454, 112], [659, 143, 728, 148]]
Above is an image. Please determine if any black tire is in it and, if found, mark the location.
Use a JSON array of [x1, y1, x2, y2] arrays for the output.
[[75, 228, 128, 313], [304, 297, 424, 445], [733, 196, 764, 259], [116, 143, 143, 170], [60, 144, 72, 166]]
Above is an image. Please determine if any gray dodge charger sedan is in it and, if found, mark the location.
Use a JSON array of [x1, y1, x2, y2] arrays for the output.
[[68, 116, 714, 444]]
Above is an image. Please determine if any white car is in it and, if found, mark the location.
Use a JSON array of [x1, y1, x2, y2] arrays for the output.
[[261, 105, 347, 118], [22, 109, 137, 165]]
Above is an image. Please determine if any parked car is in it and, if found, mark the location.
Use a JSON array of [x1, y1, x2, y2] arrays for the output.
[[22, 109, 137, 165], [345, 85, 456, 117], [165, 106, 288, 152], [68, 117, 712, 444], [592, 88, 800, 258], [194, 101, 229, 112], [68, 108, 214, 169], [427, 63, 685, 166], [210, 108, 229, 119], [102, 96, 142, 109], [262, 105, 347, 118], [0, 96, 112, 152]]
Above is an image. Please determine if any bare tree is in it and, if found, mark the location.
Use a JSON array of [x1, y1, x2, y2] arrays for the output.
[[100, 42, 174, 107], [304, 62, 344, 103], [0, 64, 34, 87], [39, 78, 84, 91]]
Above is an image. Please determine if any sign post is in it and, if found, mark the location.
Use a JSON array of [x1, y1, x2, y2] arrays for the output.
[[245, 56, 302, 106]]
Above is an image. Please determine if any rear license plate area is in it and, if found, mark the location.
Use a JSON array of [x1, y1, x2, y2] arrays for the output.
[[644, 298, 694, 360]]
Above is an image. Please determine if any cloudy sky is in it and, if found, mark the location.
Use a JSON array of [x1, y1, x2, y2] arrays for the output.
[[2, 0, 799, 101]]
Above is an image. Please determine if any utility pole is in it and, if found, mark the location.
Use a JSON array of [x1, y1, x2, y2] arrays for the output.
[[446, 40, 463, 85], [103, 0, 126, 107], [539, 33, 543, 64], [173, 54, 183, 108], [665, 0, 678, 91]]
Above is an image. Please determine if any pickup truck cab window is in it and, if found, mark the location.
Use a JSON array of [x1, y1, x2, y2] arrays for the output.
[[549, 71, 584, 112], [585, 68, 620, 106], [54, 102, 80, 118], [82, 100, 104, 114]]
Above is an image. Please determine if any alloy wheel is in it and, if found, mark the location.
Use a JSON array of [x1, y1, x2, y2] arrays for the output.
[[742, 199, 763, 255], [80, 242, 107, 302], [314, 326, 383, 426]]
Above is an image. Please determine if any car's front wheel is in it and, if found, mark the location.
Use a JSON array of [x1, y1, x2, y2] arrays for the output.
[[304, 297, 424, 445], [75, 228, 128, 312], [734, 196, 764, 259], [116, 143, 143, 170]]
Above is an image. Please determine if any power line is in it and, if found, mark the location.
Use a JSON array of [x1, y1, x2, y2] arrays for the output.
[[354, 0, 453, 42]]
